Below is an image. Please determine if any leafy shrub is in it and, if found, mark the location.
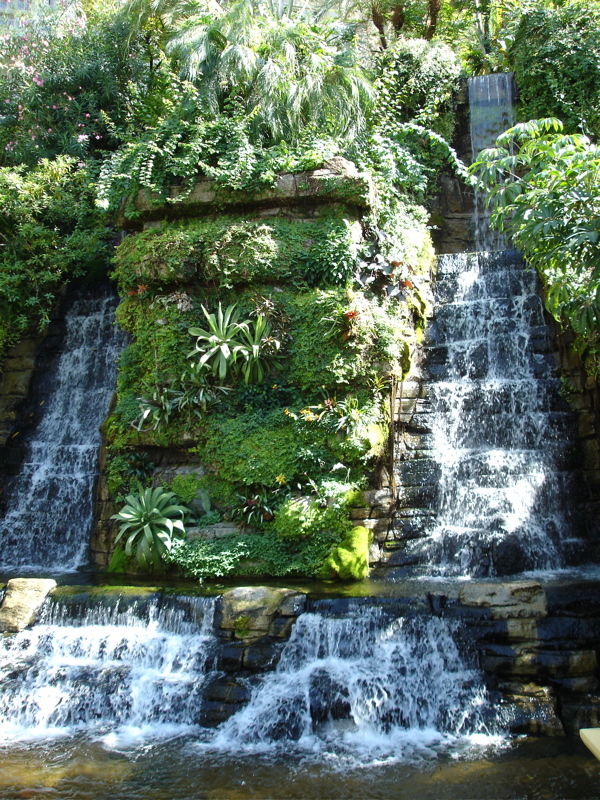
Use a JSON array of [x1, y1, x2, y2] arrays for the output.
[[168, 473, 203, 505], [0, 157, 111, 367], [509, 2, 600, 138], [273, 497, 352, 542], [374, 38, 462, 142]]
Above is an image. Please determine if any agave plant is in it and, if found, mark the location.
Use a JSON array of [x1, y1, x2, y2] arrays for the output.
[[188, 303, 249, 382], [111, 483, 188, 570], [236, 314, 282, 384]]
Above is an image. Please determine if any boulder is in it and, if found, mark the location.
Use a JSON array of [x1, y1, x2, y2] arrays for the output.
[[0, 578, 57, 632], [215, 586, 306, 640]]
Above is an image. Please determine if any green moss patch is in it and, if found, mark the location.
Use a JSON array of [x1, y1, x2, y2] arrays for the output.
[[323, 525, 372, 581]]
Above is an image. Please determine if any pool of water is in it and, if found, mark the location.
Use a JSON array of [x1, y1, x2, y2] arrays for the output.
[[0, 735, 598, 800]]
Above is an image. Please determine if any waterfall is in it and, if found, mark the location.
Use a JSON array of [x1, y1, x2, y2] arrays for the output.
[[0, 285, 126, 573], [469, 73, 514, 252], [402, 251, 581, 577], [0, 596, 502, 758], [0, 595, 217, 745], [205, 603, 502, 759]]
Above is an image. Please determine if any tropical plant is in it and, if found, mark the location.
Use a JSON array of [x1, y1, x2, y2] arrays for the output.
[[188, 303, 249, 382], [121, 0, 373, 143], [231, 487, 276, 525], [236, 314, 282, 384], [470, 118, 600, 363], [111, 483, 188, 570], [136, 363, 228, 430], [188, 303, 282, 385]]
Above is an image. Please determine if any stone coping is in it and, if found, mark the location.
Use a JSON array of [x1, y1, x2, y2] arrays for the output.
[[118, 157, 375, 229]]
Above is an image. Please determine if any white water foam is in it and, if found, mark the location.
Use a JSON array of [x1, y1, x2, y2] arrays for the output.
[[0, 596, 216, 745]]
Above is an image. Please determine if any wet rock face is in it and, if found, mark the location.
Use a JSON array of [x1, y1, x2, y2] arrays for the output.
[[449, 579, 600, 736], [0, 578, 57, 632], [199, 586, 306, 727]]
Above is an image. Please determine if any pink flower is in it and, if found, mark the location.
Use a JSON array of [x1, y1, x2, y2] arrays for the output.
[[77, 134, 88, 142]]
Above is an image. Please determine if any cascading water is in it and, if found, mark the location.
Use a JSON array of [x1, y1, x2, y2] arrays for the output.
[[469, 73, 514, 252], [0, 595, 502, 760], [207, 603, 500, 759], [411, 251, 581, 576], [0, 286, 125, 572], [0, 594, 217, 745]]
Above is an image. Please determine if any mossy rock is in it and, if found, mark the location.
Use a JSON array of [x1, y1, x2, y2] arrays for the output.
[[322, 525, 372, 581]]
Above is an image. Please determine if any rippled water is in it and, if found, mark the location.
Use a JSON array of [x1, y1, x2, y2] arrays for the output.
[[0, 736, 597, 800]]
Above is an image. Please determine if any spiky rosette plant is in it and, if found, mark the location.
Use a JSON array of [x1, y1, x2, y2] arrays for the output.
[[112, 483, 188, 570]]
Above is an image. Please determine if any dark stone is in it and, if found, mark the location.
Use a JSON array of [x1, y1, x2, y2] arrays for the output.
[[216, 642, 245, 672], [559, 696, 600, 735], [203, 676, 252, 705], [270, 616, 296, 639], [492, 535, 536, 576], [398, 459, 441, 487], [243, 636, 283, 671], [309, 668, 351, 722], [197, 699, 241, 727]]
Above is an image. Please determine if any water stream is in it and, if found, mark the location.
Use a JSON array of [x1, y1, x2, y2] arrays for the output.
[[0, 285, 125, 572], [469, 73, 514, 251], [402, 251, 581, 577]]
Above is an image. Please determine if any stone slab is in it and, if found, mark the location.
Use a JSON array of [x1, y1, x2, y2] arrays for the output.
[[459, 581, 547, 619], [0, 578, 57, 632]]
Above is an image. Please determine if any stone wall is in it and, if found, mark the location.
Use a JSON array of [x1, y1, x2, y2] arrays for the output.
[[449, 580, 600, 735], [554, 327, 600, 559], [0, 334, 47, 449]]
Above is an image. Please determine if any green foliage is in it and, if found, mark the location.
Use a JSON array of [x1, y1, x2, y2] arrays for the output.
[[189, 303, 249, 383], [111, 483, 188, 570], [168, 473, 203, 505], [471, 118, 600, 367], [166, 535, 251, 580], [112, 217, 358, 290], [107, 545, 132, 574], [508, 1, 600, 138], [323, 525, 372, 580], [188, 302, 281, 386], [374, 38, 462, 142], [273, 497, 352, 542], [123, 0, 373, 143], [0, 156, 111, 366], [97, 102, 344, 216], [0, 10, 145, 166], [106, 449, 154, 499], [232, 488, 276, 526]]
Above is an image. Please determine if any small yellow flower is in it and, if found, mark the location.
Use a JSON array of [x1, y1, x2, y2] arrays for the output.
[[272, 384, 278, 389], [275, 474, 286, 485], [284, 408, 290, 415]]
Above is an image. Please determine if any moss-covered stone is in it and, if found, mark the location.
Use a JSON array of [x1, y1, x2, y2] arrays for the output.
[[323, 525, 372, 580]]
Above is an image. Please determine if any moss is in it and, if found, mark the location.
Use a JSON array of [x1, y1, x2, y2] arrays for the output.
[[344, 488, 366, 508], [112, 216, 357, 292], [322, 525, 372, 581]]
